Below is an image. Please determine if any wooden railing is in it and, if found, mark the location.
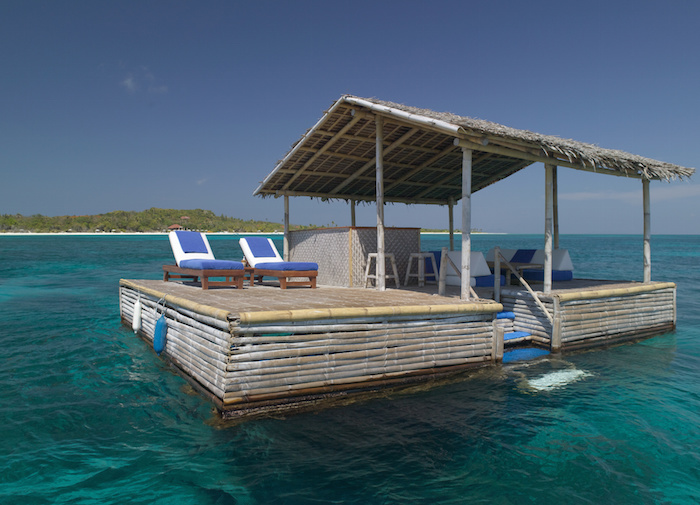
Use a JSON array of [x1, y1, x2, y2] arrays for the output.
[[492, 246, 553, 325], [437, 247, 478, 299]]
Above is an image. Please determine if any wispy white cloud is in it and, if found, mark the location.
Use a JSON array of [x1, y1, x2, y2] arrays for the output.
[[120, 74, 137, 93], [197, 178, 208, 186], [120, 66, 167, 94]]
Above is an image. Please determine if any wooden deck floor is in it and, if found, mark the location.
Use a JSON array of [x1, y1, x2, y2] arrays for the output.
[[121, 277, 656, 321], [121, 279, 498, 320]]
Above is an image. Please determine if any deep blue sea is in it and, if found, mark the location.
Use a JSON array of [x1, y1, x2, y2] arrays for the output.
[[1, 234, 699, 504]]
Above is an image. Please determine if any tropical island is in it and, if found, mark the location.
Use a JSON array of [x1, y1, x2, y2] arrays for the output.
[[0, 208, 309, 234], [0, 208, 485, 234]]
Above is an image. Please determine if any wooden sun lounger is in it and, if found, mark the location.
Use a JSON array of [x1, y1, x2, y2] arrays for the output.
[[163, 264, 245, 290], [249, 267, 317, 289]]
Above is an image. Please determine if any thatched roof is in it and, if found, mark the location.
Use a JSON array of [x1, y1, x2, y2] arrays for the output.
[[255, 95, 694, 205]]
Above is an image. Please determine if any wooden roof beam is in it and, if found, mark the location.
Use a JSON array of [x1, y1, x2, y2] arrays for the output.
[[384, 143, 459, 192], [412, 150, 493, 199], [280, 114, 365, 191], [454, 138, 648, 179], [272, 189, 448, 206], [329, 126, 421, 194]]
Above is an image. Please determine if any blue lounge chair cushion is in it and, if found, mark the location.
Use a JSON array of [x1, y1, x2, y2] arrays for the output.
[[180, 259, 244, 270], [497, 311, 515, 320], [473, 274, 506, 287], [522, 269, 573, 282], [255, 261, 318, 272], [511, 249, 537, 263], [175, 231, 209, 254], [245, 236, 278, 258]]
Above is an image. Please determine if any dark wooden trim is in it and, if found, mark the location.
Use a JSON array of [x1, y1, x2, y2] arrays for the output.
[[162, 265, 245, 290]]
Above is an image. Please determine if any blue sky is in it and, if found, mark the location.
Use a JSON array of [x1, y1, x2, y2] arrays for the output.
[[2, 0, 698, 234]]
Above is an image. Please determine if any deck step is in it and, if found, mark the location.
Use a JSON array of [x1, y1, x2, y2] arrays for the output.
[[504, 331, 531, 342], [502, 347, 550, 364]]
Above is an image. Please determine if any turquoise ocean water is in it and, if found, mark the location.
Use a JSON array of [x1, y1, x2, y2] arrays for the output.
[[1, 234, 699, 504]]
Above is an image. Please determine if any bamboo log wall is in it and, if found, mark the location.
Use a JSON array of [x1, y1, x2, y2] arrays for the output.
[[500, 282, 676, 352], [119, 282, 499, 414], [556, 284, 676, 351], [120, 287, 232, 404], [225, 312, 495, 406], [119, 279, 676, 417]]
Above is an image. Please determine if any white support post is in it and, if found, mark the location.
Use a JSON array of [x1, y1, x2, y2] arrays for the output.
[[283, 195, 290, 261], [376, 115, 386, 291], [643, 178, 651, 283], [448, 197, 454, 251], [461, 147, 472, 300], [544, 164, 554, 294], [350, 199, 356, 227], [553, 166, 559, 250]]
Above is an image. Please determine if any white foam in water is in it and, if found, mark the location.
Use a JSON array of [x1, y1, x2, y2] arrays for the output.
[[528, 369, 592, 391]]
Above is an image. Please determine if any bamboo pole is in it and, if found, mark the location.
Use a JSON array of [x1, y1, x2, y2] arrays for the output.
[[494, 246, 501, 303], [553, 166, 559, 250], [438, 247, 448, 296], [448, 197, 454, 251], [350, 199, 356, 227], [544, 163, 554, 294], [283, 195, 290, 261], [234, 322, 493, 348], [228, 345, 495, 383], [461, 147, 472, 300], [551, 296, 562, 352], [376, 114, 386, 291], [556, 282, 675, 302], [235, 313, 493, 337], [643, 178, 651, 283], [223, 355, 495, 405], [237, 300, 502, 326], [224, 355, 493, 399]]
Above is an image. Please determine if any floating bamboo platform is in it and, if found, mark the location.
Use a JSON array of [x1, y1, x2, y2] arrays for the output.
[[119, 277, 676, 418]]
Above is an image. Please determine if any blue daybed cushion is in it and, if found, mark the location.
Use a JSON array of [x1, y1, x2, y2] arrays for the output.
[[511, 249, 537, 263], [473, 274, 506, 287], [245, 236, 278, 258], [175, 231, 209, 254], [255, 261, 318, 271], [425, 252, 505, 286], [522, 269, 573, 282], [179, 259, 244, 270]]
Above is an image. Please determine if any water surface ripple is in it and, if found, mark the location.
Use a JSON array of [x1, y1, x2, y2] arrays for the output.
[[1, 234, 698, 504]]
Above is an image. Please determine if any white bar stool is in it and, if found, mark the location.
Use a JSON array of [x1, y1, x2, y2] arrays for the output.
[[364, 253, 401, 288], [404, 252, 439, 287]]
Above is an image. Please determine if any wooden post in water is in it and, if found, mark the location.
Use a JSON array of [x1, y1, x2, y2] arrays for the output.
[[376, 115, 386, 291], [283, 195, 290, 261], [461, 147, 472, 300], [438, 247, 448, 296], [553, 166, 559, 250], [544, 164, 554, 294], [643, 178, 651, 283], [494, 246, 501, 303], [551, 296, 562, 352], [448, 197, 454, 251]]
